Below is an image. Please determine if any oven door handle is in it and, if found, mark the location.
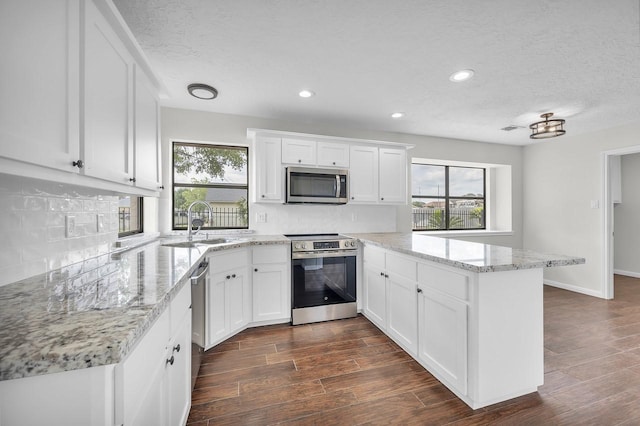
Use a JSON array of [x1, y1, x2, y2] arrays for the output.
[[292, 251, 357, 260]]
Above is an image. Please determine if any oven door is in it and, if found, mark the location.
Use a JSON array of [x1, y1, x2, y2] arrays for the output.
[[292, 251, 356, 309]]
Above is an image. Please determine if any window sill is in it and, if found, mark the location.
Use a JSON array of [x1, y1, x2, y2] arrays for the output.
[[113, 232, 160, 251], [414, 230, 513, 238]]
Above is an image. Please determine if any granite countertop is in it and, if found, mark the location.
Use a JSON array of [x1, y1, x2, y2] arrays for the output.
[[0, 235, 289, 381], [348, 232, 585, 273]]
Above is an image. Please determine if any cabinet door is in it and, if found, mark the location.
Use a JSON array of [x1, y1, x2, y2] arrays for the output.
[[418, 286, 468, 395], [133, 67, 161, 190], [228, 268, 251, 333], [255, 136, 283, 202], [0, 0, 80, 171], [252, 263, 289, 322], [317, 141, 349, 168], [166, 309, 192, 426], [387, 273, 418, 355], [379, 148, 407, 204], [363, 263, 386, 330], [208, 270, 229, 346], [83, 0, 134, 184], [349, 146, 379, 203], [282, 138, 316, 165]]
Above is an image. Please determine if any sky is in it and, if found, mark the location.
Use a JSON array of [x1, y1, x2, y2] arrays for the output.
[[411, 164, 484, 197]]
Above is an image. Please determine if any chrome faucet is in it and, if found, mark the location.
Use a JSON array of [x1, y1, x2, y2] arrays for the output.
[[187, 201, 213, 241]]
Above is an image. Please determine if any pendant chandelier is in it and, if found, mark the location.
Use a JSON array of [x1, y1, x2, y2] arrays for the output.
[[529, 112, 566, 139]]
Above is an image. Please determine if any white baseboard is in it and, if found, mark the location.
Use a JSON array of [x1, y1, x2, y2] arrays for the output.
[[613, 269, 640, 279], [544, 279, 604, 299]]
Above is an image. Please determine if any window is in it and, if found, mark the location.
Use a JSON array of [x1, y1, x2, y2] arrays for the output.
[[412, 164, 485, 231], [172, 142, 248, 230], [118, 195, 143, 237]]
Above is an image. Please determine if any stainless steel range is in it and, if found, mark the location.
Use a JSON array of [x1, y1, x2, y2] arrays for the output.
[[287, 234, 358, 325]]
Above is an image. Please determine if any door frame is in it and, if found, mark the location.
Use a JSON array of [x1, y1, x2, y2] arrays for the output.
[[601, 144, 640, 299]]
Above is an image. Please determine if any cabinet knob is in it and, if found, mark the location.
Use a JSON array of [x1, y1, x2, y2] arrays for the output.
[[129, 177, 136, 183], [226, 275, 231, 280], [417, 288, 423, 293], [385, 274, 389, 278], [166, 355, 175, 366], [332, 162, 336, 165], [159, 185, 165, 190], [298, 159, 302, 163], [254, 268, 258, 272], [232, 273, 236, 278], [380, 272, 384, 276], [261, 194, 265, 198], [72, 160, 84, 169], [380, 197, 384, 201], [173, 344, 181, 353]]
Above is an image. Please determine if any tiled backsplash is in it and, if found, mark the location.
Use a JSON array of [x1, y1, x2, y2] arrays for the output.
[[0, 175, 119, 286]]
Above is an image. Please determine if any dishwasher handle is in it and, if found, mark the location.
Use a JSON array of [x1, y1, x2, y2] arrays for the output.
[[191, 261, 210, 284]]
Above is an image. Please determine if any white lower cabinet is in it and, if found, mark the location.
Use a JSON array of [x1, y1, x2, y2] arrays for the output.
[[252, 245, 290, 323], [362, 245, 418, 355], [417, 286, 468, 395], [118, 282, 192, 426], [207, 248, 251, 348]]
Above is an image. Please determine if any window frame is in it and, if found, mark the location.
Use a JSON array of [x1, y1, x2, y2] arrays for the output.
[[171, 141, 249, 231], [411, 164, 486, 231], [118, 196, 144, 238]]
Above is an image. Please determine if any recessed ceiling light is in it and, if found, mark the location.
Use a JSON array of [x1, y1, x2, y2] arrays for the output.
[[187, 83, 218, 100], [299, 89, 315, 98], [449, 69, 475, 82], [391, 112, 404, 119]]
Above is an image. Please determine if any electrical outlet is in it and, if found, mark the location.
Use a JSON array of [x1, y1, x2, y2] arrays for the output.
[[65, 215, 76, 238], [256, 212, 267, 223], [96, 214, 104, 232]]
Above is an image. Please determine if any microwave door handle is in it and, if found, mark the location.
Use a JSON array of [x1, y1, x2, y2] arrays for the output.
[[336, 175, 340, 198]]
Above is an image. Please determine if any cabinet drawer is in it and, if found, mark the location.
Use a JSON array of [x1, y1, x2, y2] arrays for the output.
[[386, 252, 417, 281], [418, 263, 469, 301], [363, 245, 385, 266], [253, 245, 288, 264], [209, 248, 248, 272], [170, 283, 191, 336]]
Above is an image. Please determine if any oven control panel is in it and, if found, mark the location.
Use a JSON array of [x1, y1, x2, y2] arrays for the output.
[[291, 239, 358, 252]]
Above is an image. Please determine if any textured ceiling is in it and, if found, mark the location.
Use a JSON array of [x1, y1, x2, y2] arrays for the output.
[[113, 0, 640, 145]]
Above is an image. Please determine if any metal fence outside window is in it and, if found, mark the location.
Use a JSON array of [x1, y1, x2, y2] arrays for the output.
[[413, 207, 483, 230], [174, 207, 247, 228]]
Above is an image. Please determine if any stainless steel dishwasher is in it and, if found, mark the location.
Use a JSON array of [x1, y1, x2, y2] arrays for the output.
[[190, 260, 209, 390]]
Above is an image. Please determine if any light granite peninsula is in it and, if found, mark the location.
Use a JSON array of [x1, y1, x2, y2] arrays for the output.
[[348, 232, 585, 410], [0, 235, 289, 426]]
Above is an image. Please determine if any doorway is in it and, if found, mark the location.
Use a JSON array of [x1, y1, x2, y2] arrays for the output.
[[602, 145, 640, 299]]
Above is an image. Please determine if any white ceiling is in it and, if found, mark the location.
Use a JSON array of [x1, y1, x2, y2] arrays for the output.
[[113, 0, 640, 146]]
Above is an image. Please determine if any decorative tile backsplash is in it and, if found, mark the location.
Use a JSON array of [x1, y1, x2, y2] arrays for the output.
[[0, 174, 119, 286]]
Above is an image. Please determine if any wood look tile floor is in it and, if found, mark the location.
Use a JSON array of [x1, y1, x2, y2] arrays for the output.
[[187, 275, 640, 425]]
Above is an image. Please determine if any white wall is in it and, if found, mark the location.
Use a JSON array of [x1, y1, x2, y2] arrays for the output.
[[614, 152, 640, 277], [523, 121, 640, 296], [0, 174, 118, 286], [160, 107, 524, 246]]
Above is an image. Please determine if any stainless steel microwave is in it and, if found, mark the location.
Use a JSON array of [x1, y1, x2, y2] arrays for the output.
[[286, 167, 348, 204]]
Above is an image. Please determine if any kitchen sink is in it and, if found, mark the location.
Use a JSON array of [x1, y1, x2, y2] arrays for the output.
[[161, 237, 238, 248]]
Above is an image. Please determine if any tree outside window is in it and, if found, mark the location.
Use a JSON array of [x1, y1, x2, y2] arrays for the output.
[[172, 142, 248, 230], [411, 164, 485, 231]]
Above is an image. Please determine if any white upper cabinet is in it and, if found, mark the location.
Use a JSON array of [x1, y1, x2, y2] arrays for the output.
[[0, 0, 162, 195], [379, 148, 407, 204], [282, 138, 316, 165], [82, 0, 134, 185], [133, 68, 162, 190], [349, 145, 379, 203], [255, 136, 283, 202], [0, 0, 80, 172], [317, 141, 349, 168]]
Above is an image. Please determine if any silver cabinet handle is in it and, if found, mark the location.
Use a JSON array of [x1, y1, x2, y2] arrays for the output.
[[173, 344, 181, 353], [166, 356, 174, 365]]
